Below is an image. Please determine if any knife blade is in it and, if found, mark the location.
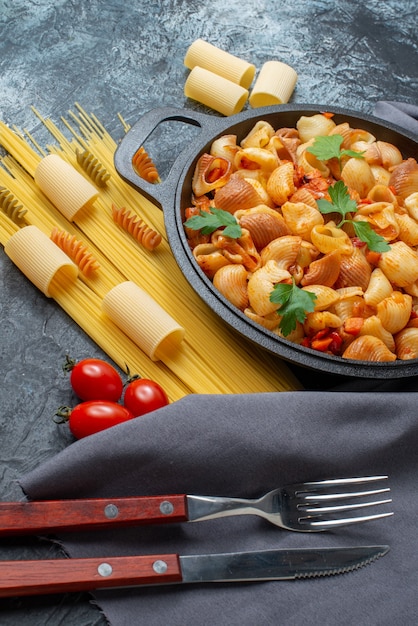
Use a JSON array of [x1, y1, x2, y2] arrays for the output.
[[0, 545, 388, 597]]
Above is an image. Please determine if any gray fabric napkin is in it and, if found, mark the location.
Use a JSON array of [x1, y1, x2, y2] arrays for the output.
[[374, 100, 418, 135], [20, 391, 418, 625]]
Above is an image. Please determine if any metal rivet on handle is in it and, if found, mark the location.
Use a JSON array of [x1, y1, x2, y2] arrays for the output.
[[104, 503, 119, 519], [159, 500, 174, 515], [153, 560, 168, 574], [98, 562, 113, 577]]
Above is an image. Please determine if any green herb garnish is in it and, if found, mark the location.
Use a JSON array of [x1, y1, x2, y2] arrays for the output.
[[317, 181, 390, 253], [184, 206, 242, 239], [306, 134, 365, 171], [270, 279, 317, 336]]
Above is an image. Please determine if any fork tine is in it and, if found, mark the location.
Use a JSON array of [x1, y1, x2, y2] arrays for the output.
[[302, 486, 391, 502], [299, 497, 392, 515], [299, 511, 394, 530], [299, 475, 388, 489]]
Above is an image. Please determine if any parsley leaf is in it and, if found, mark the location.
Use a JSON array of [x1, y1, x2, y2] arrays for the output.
[[184, 206, 242, 239], [270, 279, 317, 336], [316, 181, 390, 253], [316, 180, 357, 218], [306, 134, 365, 170], [352, 221, 391, 252]]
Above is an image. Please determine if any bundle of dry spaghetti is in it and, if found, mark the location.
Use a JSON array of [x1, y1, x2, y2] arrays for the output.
[[0, 103, 300, 398]]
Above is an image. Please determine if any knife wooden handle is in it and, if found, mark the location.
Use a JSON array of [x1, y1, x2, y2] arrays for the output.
[[0, 495, 188, 536], [0, 554, 182, 597]]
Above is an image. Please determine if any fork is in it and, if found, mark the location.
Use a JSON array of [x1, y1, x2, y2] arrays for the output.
[[186, 475, 393, 532], [0, 476, 392, 536]]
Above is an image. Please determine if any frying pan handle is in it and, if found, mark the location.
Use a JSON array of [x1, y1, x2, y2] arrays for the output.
[[114, 106, 223, 210]]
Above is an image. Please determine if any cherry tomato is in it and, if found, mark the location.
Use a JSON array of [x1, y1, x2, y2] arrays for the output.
[[123, 378, 169, 417], [55, 401, 135, 439], [64, 357, 123, 402]]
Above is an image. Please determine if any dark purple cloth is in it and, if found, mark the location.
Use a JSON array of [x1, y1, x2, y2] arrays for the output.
[[374, 101, 418, 135], [20, 392, 418, 625]]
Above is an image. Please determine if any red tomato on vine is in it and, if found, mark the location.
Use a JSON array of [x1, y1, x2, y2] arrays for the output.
[[63, 356, 123, 402], [123, 378, 169, 417], [54, 401, 135, 439]]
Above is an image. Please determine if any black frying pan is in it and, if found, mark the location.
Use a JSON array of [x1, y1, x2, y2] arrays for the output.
[[114, 104, 418, 379]]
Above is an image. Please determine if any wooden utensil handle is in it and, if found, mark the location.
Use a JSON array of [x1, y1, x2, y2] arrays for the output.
[[0, 495, 188, 535], [0, 554, 182, 597]]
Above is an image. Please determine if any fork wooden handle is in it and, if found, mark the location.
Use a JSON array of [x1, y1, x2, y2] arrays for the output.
[[0, 496, 188, 536], [0, 554, 182, 597]]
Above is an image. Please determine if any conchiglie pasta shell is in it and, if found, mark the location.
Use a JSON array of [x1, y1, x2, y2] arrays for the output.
[[245, 178, 276, 208], [404, 192, 418, 220], [342, 335, 396, 361], [341, 157, 376, 198], [301, 284, 340, 311], [395, 327, 418, 360], [213, 264, 249, 311], [236, 206, 290, 250], [281, 201, 324, 241], [329, 123, 352, 148], [289, 187, 318, 209], [360, 315, 396, 352], [378, 241, 418, 287], [210, 134, 239, 164], [369, 165, 391, 187], [266, 162, 296, 205], [363, 268, 393, 306], [303, 311, 342, 335], [376, 291, 412, 334], [247, 261, 291, 316], [349, 129, 376, 145], [212, 229, 261, 272], [193, 243, 230, 278], [332, 295, 364, 323], [296, 141, 330, 177], [214, 173, 266, 213], [244, 307, 280, 331], [296, 114, 336, 143], [354, 203, 399, 241], [273, 321, 305, 343], [334, 246, 372, 291], [260, 235, 302, 271], [233, 147, 279, 173], [192, 153, 232, 196], [389, 158, 418, 199], [310, 223, 353, 255], [396, 213, 418, 246], [296, 240, 321, 268], [240, 120, 275, 149], [366, 184, 398, 206], [361, 141, 403, 169], [301, 250, 341, 287]]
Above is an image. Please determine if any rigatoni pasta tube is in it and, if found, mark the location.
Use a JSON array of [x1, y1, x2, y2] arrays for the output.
[[249, 61, 298, 107], [102, 281, 185, 361], [184, 67, 248, 116], [184, 39, 255, 89], [34, 154, 99, 221], [4, 224, 78, 297]]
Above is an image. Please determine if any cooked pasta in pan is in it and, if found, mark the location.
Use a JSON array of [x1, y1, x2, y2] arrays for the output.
[[184, 113, 418, 362]]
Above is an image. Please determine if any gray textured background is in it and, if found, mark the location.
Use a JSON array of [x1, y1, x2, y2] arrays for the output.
[[0, 0, 417, 623]]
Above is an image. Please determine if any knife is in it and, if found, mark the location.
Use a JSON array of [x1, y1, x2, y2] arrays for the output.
[[0, 545, 388, 597]]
